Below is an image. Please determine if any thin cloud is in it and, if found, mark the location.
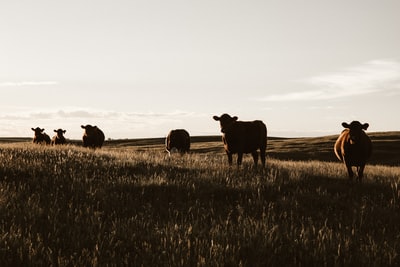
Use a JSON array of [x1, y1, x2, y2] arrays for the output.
[[259, 60, 400, 102], [0, 109, 204, 122], [0, 108, 208, 138], [260, 90, 325, 102], [0, 81, 58, 87], [0, 110, 103, 120]]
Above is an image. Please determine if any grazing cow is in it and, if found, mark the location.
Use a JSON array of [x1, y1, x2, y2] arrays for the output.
[[81, 125, 105, 149], [334, 121, 372, 181], [213, 113, 267, 167], [165, 129, 190, 154], [31, 127, 51, 145], [51, 129, 67, 145]]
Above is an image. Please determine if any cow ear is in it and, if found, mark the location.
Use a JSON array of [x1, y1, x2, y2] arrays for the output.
[[31, 128, 35, 131], [342, 122, 350, 128], [233, 116, 238, 121], [54, 129, 57, 132], [213, 116, 220, 121], [81, 125, 86, 129], [362, 123, 369, 130], [41, 128, 45, 132], [63, 130, 66, 133]]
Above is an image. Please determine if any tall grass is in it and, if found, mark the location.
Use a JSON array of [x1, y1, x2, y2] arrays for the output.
[[0, 143, 399, 266]]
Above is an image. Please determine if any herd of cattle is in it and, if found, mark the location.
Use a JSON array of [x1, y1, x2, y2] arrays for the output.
[[32, 125, 105, 148], [31, 113, 372, 181]]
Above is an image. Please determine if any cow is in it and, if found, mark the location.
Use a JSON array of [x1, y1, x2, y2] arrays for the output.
[[31, 127, 51, 145], [213, 113, 267, 167], [51, 129, 67, 145], [165, 129, 190, 154], [334, 121, 372, 181], [81, 125, 105, 149]]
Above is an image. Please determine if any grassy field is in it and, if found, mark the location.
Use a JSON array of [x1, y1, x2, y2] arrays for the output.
[[0, 132, 399, 266]]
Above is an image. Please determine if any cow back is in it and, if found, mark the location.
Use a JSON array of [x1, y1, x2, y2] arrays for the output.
[[166, 129, 190, 152], [52, 135, 66, 145], [334, 129, 372, 165], [223, 120, 266, 153], [83, 128, 105, 148], [34, 133, 51, 144]]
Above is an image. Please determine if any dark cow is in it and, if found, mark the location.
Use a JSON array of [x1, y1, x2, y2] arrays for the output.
[[51, 129, 67, 145], [81, 125, 105, 148], [31, 127, 51, 144], [334, 121, 372, 181], [213, 113, 267, 167], [165, 129, 190, 154]]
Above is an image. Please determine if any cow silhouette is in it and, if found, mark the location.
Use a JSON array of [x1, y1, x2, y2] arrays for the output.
[[213, 113, 267, 167], [31, 127, 51, 145], [165, 129, 190, 154], [81, 125, 105, 149], [334, 121, 372, 181], [51, 129, 67, 145]]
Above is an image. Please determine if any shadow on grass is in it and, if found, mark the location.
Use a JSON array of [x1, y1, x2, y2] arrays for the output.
[[275, 174, 400, 234], [97, 163, 398, 226]]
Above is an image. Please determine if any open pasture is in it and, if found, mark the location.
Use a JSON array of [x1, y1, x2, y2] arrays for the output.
[[0, 132, 399, 266]]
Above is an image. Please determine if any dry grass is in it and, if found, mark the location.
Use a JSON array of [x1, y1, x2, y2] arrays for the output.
[[0, 133, 399, 266]]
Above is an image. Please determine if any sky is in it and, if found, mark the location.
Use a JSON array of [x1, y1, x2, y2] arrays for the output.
[[1, 0, 400, 139]]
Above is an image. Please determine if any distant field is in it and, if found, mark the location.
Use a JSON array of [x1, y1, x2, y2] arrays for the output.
[[0, 132, 400, 265], [3, 131, 399, 165]]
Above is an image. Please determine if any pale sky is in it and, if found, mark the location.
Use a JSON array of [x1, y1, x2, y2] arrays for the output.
[[1, 0, 400, 139]]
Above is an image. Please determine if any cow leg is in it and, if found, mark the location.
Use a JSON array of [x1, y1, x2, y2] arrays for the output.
[[343, 157, 354, 180], [357, 165, 365, 182], [346, 163, 354, 180], [227, 152, 233, 165], [260, 149, 266, 167], [237, 153, 243, 166], [251, 151, 259, 166]]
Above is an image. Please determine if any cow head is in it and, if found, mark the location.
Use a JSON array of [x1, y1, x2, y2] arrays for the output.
[[32, 127, 45, 135], [213, 114, 238, 133], [342, 121, 369, 144], [54, 129, 66, 137], [81, 125, 98, 135]]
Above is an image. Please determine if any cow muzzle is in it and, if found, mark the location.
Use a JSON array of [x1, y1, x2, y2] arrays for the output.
[[220, 122, 234, 133]]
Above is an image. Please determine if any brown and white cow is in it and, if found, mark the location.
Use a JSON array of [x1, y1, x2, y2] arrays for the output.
[[51, 129, 67, 145], [31, 127, 51, 145], [334, 121, 372, 181], [213, 114, 267, 167], [81, 125, 105, 149], [165, 129, 190, 154]]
